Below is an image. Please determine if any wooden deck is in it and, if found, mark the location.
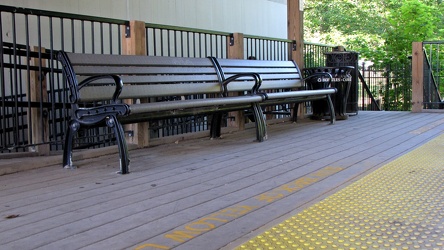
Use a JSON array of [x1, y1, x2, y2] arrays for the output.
[[1, 111, 444, 250]]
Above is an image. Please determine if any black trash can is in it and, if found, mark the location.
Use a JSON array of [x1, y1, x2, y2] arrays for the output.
[[303, 66, 354, 120], [325, 51, 359, 115]]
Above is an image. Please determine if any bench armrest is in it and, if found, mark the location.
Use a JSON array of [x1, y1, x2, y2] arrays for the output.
[[78, 75, 124, 104], [221, 73, 262, 96]]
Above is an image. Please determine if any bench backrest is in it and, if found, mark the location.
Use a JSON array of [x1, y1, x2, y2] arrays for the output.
[[215, 58, 303, 91], [58, 52, 304, 104], [59, 52, 227, 103]]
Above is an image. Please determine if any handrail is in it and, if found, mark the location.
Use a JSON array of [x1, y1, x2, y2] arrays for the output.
[[303, 41, 336, 48], [0, 5, 127, 24], [145, 23, 231, 36], [423, 41, 444, 44]]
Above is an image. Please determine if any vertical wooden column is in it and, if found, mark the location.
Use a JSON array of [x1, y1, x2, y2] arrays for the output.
[[227, 33, 244, 59], [29, 46, 49, 155], [288, 0, 305, 119], [226, 33, 245, 130], [412, 42, 424, 113], [288, 0, 304, 68], [122, 20, 149, 147]]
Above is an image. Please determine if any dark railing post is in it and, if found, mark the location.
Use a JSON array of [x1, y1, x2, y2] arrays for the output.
[[361, 62, 366, 110]]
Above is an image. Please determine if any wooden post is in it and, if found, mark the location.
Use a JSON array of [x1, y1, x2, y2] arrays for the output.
[[226, 33, 245, 130], [288, 0, 305, 119], [29, 46, 50, 155], [122, 20, 149, 147], [412, 42, 424, 113], [227, 33, 244, 59], [288, 0, 304, 68]]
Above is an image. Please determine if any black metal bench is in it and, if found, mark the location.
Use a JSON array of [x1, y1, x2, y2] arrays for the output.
[[58, 52, 336, 174]]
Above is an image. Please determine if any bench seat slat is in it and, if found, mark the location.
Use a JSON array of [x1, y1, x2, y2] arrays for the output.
[[72, 65, 219, 75], [217, 58, 296, 68], [78, 80, 275, 101], [129, 95, 264, 114], [259, 80, 303, 90], [223, 73, 301, 81], [222, 68, 298, 74], [67, 53, 215, 67], [265, 89, 336, 100], [77, 74, 220, 85], [78, 83, 223, 101]]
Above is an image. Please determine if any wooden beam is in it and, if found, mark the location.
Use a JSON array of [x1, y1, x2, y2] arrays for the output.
[[227, 33, 244, 59], [412, 42, 424, 113], [28, 46, 49, 155], [287, 0, 304, 68], [122, 20, 147, 56], [226, 33, 246, 130], [288, 0, 305, 119], [122, 20, 149, 147]]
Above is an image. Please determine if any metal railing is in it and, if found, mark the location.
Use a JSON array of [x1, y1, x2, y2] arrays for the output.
[[423, 41, 444, 109], [359, 62, 412, 111], [0, 5, 305, 154], [244, 35, 293, 61], [304, 42, 336, 68], [145, 23, 229, 58], [3, 4, 375, 155], [1, 5, 127, 153]]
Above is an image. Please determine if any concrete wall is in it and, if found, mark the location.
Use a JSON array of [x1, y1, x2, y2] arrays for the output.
[[1, 0, 287, 38]]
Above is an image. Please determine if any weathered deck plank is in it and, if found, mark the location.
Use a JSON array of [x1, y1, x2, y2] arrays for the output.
[[0, 111, 443, 250]]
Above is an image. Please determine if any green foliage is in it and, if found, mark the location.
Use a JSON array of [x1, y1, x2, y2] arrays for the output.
[[384, 0, 439, 64], [304, 0, 443, 111], [304, 0, 443, 62]]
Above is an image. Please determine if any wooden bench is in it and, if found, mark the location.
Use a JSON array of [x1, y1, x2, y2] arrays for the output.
[[57, 52, 336, 174]]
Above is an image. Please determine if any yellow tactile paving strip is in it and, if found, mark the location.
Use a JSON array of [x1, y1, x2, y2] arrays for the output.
[[237, 134, 444, 250]]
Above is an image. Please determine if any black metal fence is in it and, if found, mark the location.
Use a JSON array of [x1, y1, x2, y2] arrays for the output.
[[145, 23, 229, 58], [423, 41, 444, 109], [304, 42, 336, 68], [1, 6, 126, 153], [0, 5, 302, 154], [3, 4, 423, 155], [359, 62, 412, 111], [244, 35, 293, 61]]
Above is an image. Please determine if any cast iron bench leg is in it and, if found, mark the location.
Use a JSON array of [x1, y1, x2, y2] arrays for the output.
[[292, 103, 299, 123], [326, 95, 336, 125], [63, 120, 79, 169], [106, 115, 130, 174], [210, 113, 222, 139], [252, 103, 267, 142]]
